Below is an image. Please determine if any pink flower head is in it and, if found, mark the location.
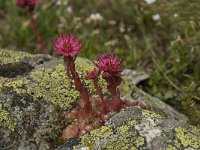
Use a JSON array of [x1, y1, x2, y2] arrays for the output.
[[85, 68, 101, 80], [16, 0, 40, 10], [95, 54, 122, 77], [54, 33, 82, 57]]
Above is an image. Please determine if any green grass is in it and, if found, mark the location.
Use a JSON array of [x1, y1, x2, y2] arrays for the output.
[[0, 0, 200, 125]]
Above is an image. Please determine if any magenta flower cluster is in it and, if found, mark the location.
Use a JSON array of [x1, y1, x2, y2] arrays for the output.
[[54, 33, 82, 57], [54, 33, 147, 140], [16, 0, 40, 11], [16, 0, 48, 54], [95, 54, 122, 78]]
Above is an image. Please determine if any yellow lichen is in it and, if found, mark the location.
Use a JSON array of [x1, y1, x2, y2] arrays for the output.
[[0, 77, 10, 91], [134, 137, 145, 147], [118, 124, 129, 134], [4, 79, 30, 94], [119, 78, 134, 99], [0, 104, 16, 131], [142, 109, 164, 119], [130, 147, 137, 150], [81, 125, 113, 149], [101, 120, 144, 149], [166, 145, 177, 150], [175, 127, 200, 149], [80, 119, 145, 149], [103, 137, 131, 150], [28, 65, 79, 109], [0, 49, 39, 65], [1, 64, 80, 109], [129, 119, 137, 126]]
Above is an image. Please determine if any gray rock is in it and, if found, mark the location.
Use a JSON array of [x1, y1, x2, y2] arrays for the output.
[[0, 49, 199, 150], [122, 69, 150, 85], [60, 107, 200, 150]]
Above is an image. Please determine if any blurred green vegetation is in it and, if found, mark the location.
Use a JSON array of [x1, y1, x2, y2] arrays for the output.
[[0, 0, 200, 125]]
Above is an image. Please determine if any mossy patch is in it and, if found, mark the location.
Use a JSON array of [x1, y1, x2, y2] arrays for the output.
[[0, 104, 16, 131]]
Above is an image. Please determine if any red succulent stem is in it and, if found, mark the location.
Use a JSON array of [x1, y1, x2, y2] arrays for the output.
[[93, 79, 107, 113], [64, 57, 92, 115], [28, 10, 48, 54], [104, 75, 123, 112], [93, 79, 104, 101], [105, 76, 122, 100], [64, 58, 73, 80]]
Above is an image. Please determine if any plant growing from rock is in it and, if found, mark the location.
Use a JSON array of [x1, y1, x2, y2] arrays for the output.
[[54, 33, 147, 140], [16, 0, 48, 54]]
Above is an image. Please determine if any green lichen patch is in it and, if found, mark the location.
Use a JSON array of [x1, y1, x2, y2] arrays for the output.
[[25, 64, 80, 109], [0, 104, 16, 131], [0, 49, 38, 65], [81, 125, 113, 149], [142, 109, 165, 119], [166, 145, 177, 150], [175, 127, 200, 149], [4, 79, 30, 94], [80, 119, 145, 150], [120, 78, 134, 99], [134, 136, 145, 148], [0, 77, 10, 91], [0, 65, 79, 110], [128, 119, 137, 126]]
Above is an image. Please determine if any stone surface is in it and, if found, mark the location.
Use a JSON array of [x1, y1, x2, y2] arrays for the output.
[[71, 107, 200, 150], [0, 49, 199, 150], [122, 69, 150, 85]]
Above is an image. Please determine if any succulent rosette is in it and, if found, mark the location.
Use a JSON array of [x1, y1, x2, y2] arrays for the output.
[[95, 54, 122, 77], [54, 33, 82, 57]]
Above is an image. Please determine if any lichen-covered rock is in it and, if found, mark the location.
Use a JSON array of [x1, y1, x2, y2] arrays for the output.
[[0, 49, 199, 150], [0, 49, 133, 149], [71, 107, 200, 150]]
